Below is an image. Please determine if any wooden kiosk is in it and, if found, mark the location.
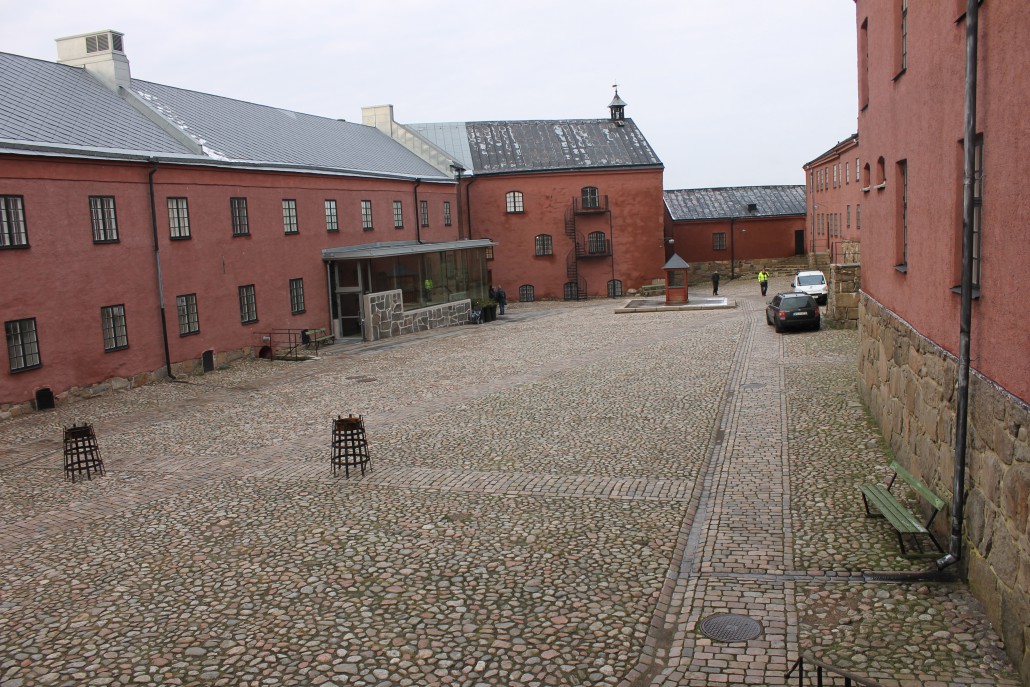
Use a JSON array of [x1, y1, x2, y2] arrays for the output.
[[662, 254, 690, 305]]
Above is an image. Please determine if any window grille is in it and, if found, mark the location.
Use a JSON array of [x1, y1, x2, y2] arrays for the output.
[[231, 197, 249, 236], [290, 278, 305, 314], [176, 294, 199, 336], [89, 196, 118, 242], [101, 305, 128, 351], [239, 285, 258, 323], [282, 199, 298, 234], [168, 197, 190, 239], [535, 234, 553, 256], [325, 200, 339, 232], [5, 318, 40, 371], [518, 284, 534, 302], [0, 195, 28, 247]]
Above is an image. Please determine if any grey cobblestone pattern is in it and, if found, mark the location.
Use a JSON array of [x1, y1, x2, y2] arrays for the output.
[[0, 279, 1020, 686]]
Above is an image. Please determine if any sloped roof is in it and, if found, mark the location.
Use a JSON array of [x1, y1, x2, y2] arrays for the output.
[[664, 185, 807, 221], [0, 52, 193, 155], [409, 118, 662, 174], [404, 122, 476, 172], [131, 80, 447, 177], [0, 51, 450, 180]]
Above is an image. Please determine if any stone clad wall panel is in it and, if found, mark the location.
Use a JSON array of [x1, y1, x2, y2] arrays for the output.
[[859, 292, 1030, 680]]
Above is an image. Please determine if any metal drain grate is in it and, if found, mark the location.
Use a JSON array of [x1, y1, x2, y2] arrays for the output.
[[698, 613, 763, 642]]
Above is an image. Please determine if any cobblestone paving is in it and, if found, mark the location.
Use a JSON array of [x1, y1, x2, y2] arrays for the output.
[[0, 279, 1021, 686]]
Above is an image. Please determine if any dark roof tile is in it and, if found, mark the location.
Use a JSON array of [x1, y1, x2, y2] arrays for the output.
[[664, 185, 806, 221]]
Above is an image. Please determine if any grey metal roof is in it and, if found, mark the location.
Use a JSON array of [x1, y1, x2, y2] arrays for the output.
[[0, 52, 193, 155], [664, 186, 807, 221], [131, 80, 449, 178], [662, 254, 690, 270], [0, 50, 450, 180], [404, 122, 476, 173], [322, 238, 495, 260], [409, 118, 662, 174], [466, 119, 662, 173]]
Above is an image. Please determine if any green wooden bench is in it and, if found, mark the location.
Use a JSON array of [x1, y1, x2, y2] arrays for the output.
[[304, 328, 334, 353], [860, 460, 945, 556]]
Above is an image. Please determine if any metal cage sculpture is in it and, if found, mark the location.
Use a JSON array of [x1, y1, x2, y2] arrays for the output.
[[331, 414, 371, 478], [63, 423, 106, 482]]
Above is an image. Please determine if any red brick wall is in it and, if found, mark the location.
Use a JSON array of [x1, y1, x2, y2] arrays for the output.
[[0, 155, 457, 404], [461, 168, 666, 299], [664, 215, 806, 264]]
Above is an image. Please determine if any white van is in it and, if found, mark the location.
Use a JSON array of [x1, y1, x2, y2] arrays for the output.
[[791, 270, 828, 305]]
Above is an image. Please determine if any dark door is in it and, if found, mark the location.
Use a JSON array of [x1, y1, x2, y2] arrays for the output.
[[794, 229, 806, 255]]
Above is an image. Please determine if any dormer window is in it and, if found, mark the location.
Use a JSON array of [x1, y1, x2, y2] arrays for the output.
[[747, 203, 758, 214]]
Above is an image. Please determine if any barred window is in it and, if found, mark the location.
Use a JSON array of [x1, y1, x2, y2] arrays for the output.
[[231, 197, 249, 236], [393, 200, 404, 228], [506, 191, 524, 213], [238, 284, 257, 324], [420, 200, 429, 227], [89, 196, 119, 242], [518, 284, 534, 302], [1, 195, 29, 248], [5, 318, 40, 372], [100, 305, 128, 351], [167, 197, 190, 239], [713, 232, 727, 251], [607, 279, 623, 298], [443, 201, 452, 226], [588, 231, 608, 254], [176, 293, 199, 336], [534, 234, 553, 256], [282, 199, 298, 234], [361, 200, 373, 230], [563, 282, 579, 301], [289, 278, 305, 314], [325, 199, 339, 232]]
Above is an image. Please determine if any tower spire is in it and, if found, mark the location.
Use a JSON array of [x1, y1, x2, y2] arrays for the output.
[[608, 83, 627, 122]]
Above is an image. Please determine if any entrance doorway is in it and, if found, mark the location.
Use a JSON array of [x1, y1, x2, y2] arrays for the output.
[[334, 261, 366, 338], [794, 229, 806, 255]]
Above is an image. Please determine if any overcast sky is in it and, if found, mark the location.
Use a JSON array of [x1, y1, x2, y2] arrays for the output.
[[4, 0, 858, 189]]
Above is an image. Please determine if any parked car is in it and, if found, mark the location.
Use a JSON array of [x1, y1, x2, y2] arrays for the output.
[[766, 292, 821, 332], [791, 270, 828, 305]]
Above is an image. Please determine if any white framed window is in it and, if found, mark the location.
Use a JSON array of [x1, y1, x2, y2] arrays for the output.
[[101, 304, 128, 351], [89, 196, 118, 242], [289, 278, 305, 315], [361, 200, 373, 230], [282, 199, 298, 234], [325, 199, 338, 232], [238, 284, 257, 324], [1, 195, 29, 248], [167, 197, 190, 239], [176, 293, 199, 336], [506, 191, 524, 213], [5, 317, 40, 371]]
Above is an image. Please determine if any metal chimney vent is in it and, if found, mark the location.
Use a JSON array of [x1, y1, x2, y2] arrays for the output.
[[85, 32, 123, 53]]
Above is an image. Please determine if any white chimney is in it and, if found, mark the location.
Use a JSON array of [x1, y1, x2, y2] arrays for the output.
[[56, 30, 131, 92]]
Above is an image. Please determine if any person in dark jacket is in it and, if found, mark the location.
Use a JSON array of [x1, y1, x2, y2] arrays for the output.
[[711, 272, 720, 295], [495, 286, 507, 314]]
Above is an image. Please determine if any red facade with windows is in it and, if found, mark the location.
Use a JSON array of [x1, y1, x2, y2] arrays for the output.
[[462, 168, 666, 300], [803, 134, 864, 259], [664, 215, 807, 265], [0, 154, 456, 405], [856, 0, 1028, 402]]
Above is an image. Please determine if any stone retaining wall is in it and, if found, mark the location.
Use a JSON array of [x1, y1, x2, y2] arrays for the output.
[[364, 289, 471, 342], [825, 264, 861, 329], [859, 293, 1030, 681]]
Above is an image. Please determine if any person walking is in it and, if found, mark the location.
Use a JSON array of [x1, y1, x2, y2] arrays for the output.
[[495, 286, 507, 315], [758, 268, 770, 296], [711, 271, 720, 296]]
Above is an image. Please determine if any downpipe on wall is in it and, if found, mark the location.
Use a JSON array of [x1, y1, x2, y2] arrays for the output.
[[148, 159, 175, 380]]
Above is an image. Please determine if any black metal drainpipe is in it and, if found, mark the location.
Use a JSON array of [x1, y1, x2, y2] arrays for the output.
[[938, 0, 979, 570], [413, 178, 423, 244], [147, 160, 175, 380], [465, 175, 476, 240]]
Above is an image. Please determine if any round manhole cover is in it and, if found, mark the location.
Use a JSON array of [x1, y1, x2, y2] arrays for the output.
[[698, 613, 763, 642]]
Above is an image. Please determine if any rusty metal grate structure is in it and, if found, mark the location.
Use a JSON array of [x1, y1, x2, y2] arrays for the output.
[[63, 423, 106, 482], [331, 414, 371, 478]]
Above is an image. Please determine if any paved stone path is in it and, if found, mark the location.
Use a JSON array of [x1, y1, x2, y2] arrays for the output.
[[0, 277, 1021, 686]]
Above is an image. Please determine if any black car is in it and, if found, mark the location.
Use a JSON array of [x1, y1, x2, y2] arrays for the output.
[[766, 292, 820, 332]]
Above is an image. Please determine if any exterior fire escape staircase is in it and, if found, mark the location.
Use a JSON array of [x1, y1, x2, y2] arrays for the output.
[[563, 195, 613, 301]]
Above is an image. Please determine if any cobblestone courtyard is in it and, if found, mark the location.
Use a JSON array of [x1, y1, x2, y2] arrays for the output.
[[0, 277, 1020, 686]]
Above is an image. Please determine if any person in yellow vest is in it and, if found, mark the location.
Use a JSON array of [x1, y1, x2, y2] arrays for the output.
[[758, 268, 770, 296]]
